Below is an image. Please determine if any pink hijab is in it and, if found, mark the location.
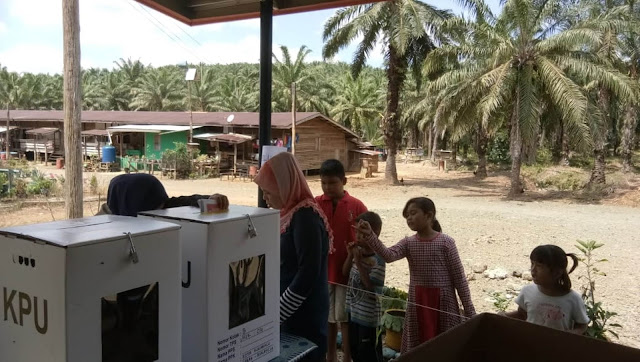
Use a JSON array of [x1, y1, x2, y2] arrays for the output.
[[254, 152, 334, 252]]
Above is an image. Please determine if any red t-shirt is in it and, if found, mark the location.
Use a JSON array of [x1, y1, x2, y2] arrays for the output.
[[315, 191, 368, 285]]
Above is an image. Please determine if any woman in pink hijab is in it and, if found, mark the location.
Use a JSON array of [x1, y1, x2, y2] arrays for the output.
[[254, 152, 331, 361]]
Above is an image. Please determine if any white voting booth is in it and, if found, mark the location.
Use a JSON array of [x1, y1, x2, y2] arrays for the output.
[[0, 215, 182, 362], [139, 205, 280, 362]]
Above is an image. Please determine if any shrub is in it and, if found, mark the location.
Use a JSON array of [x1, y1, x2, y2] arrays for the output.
[[379, 286, 408, 311], [576, 240, 621, 340], [487, 131, 511, 165]]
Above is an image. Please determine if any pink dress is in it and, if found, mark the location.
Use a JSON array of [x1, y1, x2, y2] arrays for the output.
[[367, 232, 475, 353]]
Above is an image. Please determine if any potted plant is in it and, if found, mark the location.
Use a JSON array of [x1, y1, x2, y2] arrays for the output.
[[379, 286, 408, 351], [380, 309, 405, 351]]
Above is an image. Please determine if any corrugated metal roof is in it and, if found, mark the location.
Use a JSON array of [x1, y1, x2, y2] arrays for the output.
[[4, 110, 358, 137], [194, 133, 254, 144], [350, 149, 382, 156], [81, 129, 109, 136], [25, 127, 59, 136], [107, 124, 202, 133], [0, 126, 18, 133]]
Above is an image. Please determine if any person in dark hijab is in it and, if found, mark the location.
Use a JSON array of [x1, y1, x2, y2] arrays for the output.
[[98, 174, 228, 216]]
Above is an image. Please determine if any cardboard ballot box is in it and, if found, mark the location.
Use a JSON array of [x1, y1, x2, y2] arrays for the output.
[[0, 215, 182, 362], [139, 205, 280, 362], [396, 313, 640, 362]]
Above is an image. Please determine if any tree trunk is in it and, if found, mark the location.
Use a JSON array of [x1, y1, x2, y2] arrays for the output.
[[620, 103, 637, 173], [382, 45, 406, 185], [63, 0, 83, 219], [431, 126, 438, 161], [590, 88, 610, 185], [427, 123, 433, 159], [475, 122, 488, 178], [509, 91, 523, 196], [554, 120, 570, 166], [621, 65, 638, 173], [5, 106, 9, 160]]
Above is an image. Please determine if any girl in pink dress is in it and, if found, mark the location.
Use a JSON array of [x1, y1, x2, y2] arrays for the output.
[[354, 197, 475, 353]]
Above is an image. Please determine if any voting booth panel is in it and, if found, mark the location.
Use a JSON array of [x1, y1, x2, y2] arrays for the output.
[[0, 215, 182, 362]]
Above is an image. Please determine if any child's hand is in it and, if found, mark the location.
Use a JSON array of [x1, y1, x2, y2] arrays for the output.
[[352, 220, 373, 239], [347, 242, 357, 255], [352, 246, 362, 261]]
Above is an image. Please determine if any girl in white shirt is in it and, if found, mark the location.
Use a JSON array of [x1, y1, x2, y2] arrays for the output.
[[505, 245, 589, 334]]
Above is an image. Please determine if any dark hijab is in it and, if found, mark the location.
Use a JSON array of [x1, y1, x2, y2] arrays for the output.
[[106, 174, 168, 216]]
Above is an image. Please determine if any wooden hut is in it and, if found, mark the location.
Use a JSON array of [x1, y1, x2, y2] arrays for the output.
[[5, 111, 360, 171]]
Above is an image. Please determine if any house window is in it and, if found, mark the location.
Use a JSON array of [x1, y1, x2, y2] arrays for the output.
[[154, 134, 161, 151]]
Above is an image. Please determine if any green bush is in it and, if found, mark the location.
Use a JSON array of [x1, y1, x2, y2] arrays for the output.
[[487, 131, 511, 165], [89, 175, 98, 194], [535, 147, 554, 166], [14, 179, 28, 198], [576, 240, 621, 340], [27, 170, 58, 197], [0, 173, 8, 197], [379, 286, 408, 311]]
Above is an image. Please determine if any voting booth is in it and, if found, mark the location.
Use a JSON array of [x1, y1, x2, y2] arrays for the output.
[[0, 215, 182, 362], [139, 205, 280, 362]]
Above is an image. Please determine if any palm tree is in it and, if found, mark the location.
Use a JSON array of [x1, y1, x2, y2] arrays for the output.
[[424, 0, 635, 195], [620, 1, 640, 172], [211, 72, 259, 112], [130, 67, 184, 111], [187, 66, 219, 112], [323, 0, 450, 184], [330, 72, 382, 133], [361, 117, 384, 147], [272, 45, 334, 114]]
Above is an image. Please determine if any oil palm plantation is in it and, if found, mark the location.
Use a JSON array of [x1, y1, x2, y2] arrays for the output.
[[272, 45, 333, 114], [130, 66, 185, 111], [330, 72, 383, 133], [323, 0, 450, 184], [424, 0, 635, 195]]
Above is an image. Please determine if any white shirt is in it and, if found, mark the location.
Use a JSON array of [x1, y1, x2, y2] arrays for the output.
[[515, 284, 589, 331]]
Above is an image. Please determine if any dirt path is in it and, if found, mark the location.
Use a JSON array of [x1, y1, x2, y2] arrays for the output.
[[1, 163, 639, 348]]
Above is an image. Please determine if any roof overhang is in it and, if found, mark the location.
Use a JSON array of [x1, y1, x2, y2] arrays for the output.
[[194, 132, 254, 144], [108, 124, 202, 134], [135, 0, 386, 25]]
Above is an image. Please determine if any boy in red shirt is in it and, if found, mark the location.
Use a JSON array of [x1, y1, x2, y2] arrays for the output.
[[315, 159, 367, 362]]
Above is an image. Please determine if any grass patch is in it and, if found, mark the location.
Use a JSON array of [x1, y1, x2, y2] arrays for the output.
[[522, 166, 588, 191]]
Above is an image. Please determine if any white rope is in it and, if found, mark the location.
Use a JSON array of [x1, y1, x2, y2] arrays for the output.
[[329, 281, 472, 320]]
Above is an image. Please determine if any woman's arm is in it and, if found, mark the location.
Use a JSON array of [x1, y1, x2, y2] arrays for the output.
[[162, 193, 229, 209], [280, 209, 325, 323], [446, 239, 476, 318]]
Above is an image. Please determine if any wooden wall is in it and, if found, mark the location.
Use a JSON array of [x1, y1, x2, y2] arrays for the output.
[[294, 117, 349, 171]]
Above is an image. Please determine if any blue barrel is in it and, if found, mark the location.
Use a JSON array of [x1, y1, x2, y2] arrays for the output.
[[101, 145, 116, 163]]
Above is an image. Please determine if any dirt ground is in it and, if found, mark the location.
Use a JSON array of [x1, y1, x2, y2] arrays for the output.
[[1, 162, 639, 349]]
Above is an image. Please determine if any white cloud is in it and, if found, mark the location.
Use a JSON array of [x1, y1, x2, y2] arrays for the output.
[[0, 22, 7, 35], [9, 0, 60, 27], [0, 44, 63, 74]]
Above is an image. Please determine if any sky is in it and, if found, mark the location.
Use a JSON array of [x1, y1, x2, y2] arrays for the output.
[[0, 0, 501, 75]]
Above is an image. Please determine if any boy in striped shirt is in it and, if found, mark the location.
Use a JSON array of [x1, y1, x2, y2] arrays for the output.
[[344, 211, 386, 362]]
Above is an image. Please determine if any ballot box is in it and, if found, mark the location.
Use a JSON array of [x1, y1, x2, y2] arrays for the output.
[[139, 205, 280, 362], [0, 215, 182, 362]]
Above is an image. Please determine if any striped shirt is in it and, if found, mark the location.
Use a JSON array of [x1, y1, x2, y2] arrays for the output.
[[346, 254, 386, 328]]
